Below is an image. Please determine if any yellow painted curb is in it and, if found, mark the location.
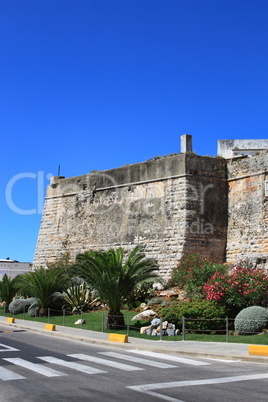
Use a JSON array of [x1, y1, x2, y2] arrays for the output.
[[108, 333, 128, 343], [45, 324, 56, 331], [7, 317, 15, 323], [248, 345, 268, 356]]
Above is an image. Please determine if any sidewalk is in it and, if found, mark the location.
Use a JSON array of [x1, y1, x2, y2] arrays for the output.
[[0, 317, 267, 363]]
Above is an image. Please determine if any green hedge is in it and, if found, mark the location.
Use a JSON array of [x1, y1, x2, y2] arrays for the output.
[[159, 300, 227, 331]]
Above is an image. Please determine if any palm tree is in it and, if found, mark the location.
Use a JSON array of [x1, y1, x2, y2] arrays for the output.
[[0, 274, 18, 309], [73, 245, 159, 329], [17, 266, 70, 313]]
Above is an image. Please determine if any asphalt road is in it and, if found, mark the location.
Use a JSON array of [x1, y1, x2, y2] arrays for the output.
[[0, 325, 267, 402]]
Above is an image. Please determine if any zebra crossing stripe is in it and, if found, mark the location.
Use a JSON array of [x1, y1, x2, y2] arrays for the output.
[[37, 356, 107, 374], [0, 349, 210, 382], [126, 350, 210, 366], [0, 366, 25, 381], [68, 353, 144, 371], [202, 358, 240, 363], [3, 358, 67, 377], [99, 352, 177, 369]]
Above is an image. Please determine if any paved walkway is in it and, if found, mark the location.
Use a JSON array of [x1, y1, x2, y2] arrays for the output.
[[0, 317, 267, 363]]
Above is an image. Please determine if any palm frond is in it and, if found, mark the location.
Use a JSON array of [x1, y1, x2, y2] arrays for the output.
[[73, 245, 159, 318]]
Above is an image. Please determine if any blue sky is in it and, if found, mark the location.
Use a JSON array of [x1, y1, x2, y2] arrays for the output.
[[0, 0, 267, 262]]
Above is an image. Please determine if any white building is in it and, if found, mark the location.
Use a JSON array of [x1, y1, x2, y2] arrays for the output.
[[0, 259, 31, 280]]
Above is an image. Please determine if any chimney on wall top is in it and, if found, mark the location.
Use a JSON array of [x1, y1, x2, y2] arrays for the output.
[[180, 134, 192, 153]]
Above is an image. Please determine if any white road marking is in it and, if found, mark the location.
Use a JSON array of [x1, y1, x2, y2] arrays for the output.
[[0, 366, 25, 381], [130, 389, 185, 402], [126, 350, 210, 366], [68, 353, 144, 371], [37, 356, 107, 374], [3, 358, 67, 377], [127, 373, 268, 401], [0, 343, 20, 352], [99, 351, 177, 369], [202, 357, 241, 363]]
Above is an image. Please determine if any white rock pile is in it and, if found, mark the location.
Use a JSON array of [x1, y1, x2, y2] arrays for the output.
[[140, 318, 179, 336]]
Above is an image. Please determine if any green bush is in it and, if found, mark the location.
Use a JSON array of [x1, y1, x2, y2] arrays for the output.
[[234, 306, 268, 335], [126, 282, 155, 309], [9, 298, 37, 315], [159, 300, 226, 331], [50, 292, 66, 311], [147, 297, 163, 306], [167, 254, 227, 299]]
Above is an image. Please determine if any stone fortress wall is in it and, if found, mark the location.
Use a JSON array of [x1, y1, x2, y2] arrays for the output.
[[226, 151, 268, 268], [33, 136, 268, 277]]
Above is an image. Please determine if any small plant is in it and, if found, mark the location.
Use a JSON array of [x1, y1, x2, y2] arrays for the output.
[[235, 306, 268, 335], [213, 165, 225, 174], [62, 283, 92, 313], [126, 282, 155, 309], [145, 152, 179, 162]]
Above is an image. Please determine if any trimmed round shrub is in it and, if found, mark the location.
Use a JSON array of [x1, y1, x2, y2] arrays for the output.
[[159, 300, 227, 331], [28, 300, 40, 317], [9, 298, 37, 315], [235, 306, 268, 335]]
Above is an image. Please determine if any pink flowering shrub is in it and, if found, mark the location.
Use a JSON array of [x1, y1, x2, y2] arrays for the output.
[[202, 262, 268, 316], [167, 254, 227, 299]]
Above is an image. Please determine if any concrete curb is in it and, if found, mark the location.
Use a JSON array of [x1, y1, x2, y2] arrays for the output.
[[1, 319, 268, 364]]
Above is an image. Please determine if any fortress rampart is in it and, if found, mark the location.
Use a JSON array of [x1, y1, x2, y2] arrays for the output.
[[33, 138, 268, 277]]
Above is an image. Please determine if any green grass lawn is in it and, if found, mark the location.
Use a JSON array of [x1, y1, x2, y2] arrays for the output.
[[183, 333, 268, 344], [1, 307, 268, 344]]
